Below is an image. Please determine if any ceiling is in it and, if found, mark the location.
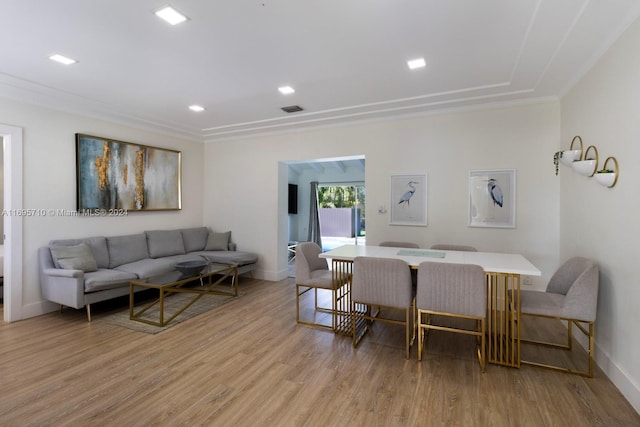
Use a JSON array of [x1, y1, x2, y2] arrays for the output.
[[1, 1, 639, 142]]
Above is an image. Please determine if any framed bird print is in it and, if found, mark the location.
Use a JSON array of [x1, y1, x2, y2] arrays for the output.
[[390, 173, 427, 226], [468, 169, 516, 228]]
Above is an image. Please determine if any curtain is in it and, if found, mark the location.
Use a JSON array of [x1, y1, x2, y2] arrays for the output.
[[307, 181, 323, 249]]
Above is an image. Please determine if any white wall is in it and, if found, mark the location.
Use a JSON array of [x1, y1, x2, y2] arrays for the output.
[[203, 102, 561, 287], [560, 16, 640, 413], [0, 98, 204, 317]]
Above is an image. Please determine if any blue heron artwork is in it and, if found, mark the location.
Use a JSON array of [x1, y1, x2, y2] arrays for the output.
[[391, 174, 427, 226], [487, 178, 503, 207], [468, 169, 515, 228], [398, 181, 418, 206]]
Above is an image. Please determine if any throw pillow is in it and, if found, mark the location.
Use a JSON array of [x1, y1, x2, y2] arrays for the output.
[[205, 231, 230, 251], [145, 229, 186, 258], [50, 243, 98, 272]]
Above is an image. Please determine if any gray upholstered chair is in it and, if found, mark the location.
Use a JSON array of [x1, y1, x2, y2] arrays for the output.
[[351, 256, 415, 359], [379, 241, 420, 248], [430, 244, 478, 252], [295, 242, 340, 330], [519, 257, 599, 377], [416, 262, 486, 372]]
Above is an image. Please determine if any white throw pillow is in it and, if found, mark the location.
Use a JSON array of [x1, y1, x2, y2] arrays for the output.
[[50, 243, 98, 272], [205, 231, 230, 251]]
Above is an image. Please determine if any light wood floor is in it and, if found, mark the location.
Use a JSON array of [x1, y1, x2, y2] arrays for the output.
[[0, 278, 638, 426]]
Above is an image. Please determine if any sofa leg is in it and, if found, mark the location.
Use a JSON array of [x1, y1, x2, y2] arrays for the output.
[[86, 304, 92, 322], [59, 304, 64, 315]]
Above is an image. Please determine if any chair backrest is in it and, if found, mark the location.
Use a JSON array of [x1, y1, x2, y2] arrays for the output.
[[352, 256, 413, 308], [379, 241, 420, 248], [547, 257, 599, 322], [295, 242, 328, 282], [416, 262, 486, 317], [430, 244, 478, 252]]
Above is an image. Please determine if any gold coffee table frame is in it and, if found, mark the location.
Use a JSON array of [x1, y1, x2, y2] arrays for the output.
[[129, 263, 238, 327]]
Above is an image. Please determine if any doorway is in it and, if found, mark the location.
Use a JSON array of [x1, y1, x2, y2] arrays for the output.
[[285, 156, 364, 279], [317, 183, 366, 251]]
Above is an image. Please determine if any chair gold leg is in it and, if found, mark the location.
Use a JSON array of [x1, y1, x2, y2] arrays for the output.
[[417, 310, 424, 361], [86, 304, 91, 322], [405, 308, 410, 359], [480, 318, 486, 372], [567, 320, 573, 350], [295, 284, 301, 324], [588, 322, 595, 377], [520, 314, 595, 377], [352, 300, 357, 348]]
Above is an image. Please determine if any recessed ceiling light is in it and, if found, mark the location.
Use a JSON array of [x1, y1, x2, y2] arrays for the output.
[[189, 105, 205, 112], [155, 6, 188, 25], [278, 86, 295, 95], [49, 54, 77, 65], [407, 58, 426, 70]]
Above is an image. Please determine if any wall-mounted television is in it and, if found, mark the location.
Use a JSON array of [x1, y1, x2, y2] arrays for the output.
[[288, 184, 298, 214]]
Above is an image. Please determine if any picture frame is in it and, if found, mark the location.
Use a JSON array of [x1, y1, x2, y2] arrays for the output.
[[468, 169, 516, 228], [76, 133, 182, 211], [390, 173, 427, 226]]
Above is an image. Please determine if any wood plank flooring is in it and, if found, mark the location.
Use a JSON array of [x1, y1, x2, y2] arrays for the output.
[[0, 277, 638, 426]]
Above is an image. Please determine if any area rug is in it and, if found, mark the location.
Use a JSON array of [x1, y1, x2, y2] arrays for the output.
[[95, 291, 239, 334]]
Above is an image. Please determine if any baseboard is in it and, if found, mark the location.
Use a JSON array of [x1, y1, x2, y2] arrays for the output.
[[596, 342, 640, 414], [569, 322, 639, 414], [258, 268, 288, 281], [21, 300, 57, 320]]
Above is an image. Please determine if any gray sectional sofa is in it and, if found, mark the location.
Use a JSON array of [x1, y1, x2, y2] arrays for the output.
[[38, 227, 258, 320]]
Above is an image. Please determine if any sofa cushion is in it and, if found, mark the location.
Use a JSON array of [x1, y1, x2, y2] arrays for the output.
[[84, 269, 138, 293], [50, 243, 98, 272], [181, 227, 209, 252], [114, 258, 176, 279], [49, 236, 110, 269], [164, 253, 208, 264], [107, 234, 149, 268], [205, 231, 231, 251], [195, 250, 258, 266], [145, 229, 186, 258]]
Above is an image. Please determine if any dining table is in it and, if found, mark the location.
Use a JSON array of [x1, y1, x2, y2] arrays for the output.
[[319, 244, 542, 367]]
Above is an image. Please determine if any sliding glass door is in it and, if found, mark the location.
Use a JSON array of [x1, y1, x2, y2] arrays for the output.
[[316, 183, 365, 251]]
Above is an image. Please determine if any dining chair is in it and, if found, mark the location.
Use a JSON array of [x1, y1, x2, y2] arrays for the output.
[[351, 256, 415, 359], [519, 256, 599, 377], [430, 244, 478, 252], [295, 242, 344, 330], [416, 261, 487, 372], [379, 241, 420, 248]]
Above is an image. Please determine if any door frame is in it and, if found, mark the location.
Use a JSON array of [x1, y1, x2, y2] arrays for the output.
[[1, 123, 24, 322]]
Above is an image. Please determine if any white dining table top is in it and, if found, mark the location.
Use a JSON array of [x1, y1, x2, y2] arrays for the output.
[[319, 244, 541, 276]]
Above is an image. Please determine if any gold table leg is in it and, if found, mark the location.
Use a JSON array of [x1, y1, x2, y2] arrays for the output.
[[486, 272, 520, 367], [331, 259, 369, 336]]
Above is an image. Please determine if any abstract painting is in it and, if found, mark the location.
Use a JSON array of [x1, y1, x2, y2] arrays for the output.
[[76, 134, 182, 211], [390, 173, 427, 226], [468, 169, 515, 228]]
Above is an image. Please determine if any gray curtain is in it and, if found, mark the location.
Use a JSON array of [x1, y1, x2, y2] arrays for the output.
[[307, 181, 323, 249]]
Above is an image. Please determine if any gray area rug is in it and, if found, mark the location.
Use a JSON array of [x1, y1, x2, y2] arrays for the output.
[[96, 290, 238, 334]]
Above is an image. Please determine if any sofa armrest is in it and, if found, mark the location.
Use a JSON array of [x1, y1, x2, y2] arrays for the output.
[[38, 246, 86, 309], [43, 268, 84, 278]]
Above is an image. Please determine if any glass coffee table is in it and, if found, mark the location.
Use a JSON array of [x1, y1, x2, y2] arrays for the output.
[[129, 262, 238, 327]]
